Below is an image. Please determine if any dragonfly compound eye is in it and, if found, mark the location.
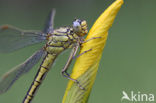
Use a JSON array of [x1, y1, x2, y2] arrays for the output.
[[73, 19, 88, 36]]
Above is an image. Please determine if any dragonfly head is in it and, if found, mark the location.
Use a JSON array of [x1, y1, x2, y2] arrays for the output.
[[72, 19, 88, 36]]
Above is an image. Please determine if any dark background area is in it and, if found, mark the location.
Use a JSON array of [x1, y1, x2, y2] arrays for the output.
[[0, 0, 156, 103]]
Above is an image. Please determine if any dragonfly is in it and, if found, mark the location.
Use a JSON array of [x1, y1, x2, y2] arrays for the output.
[[0, 9, 89, 103]]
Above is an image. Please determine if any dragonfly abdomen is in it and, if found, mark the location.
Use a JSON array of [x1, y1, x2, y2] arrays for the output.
[[23, 53, 57, 103]]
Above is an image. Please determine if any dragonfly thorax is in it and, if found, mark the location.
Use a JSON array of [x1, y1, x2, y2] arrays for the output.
[[45, 27, 79, 54], [45, 19, 88, 54]]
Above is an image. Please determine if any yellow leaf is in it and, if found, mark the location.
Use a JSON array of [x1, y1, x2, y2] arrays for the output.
[[62, 0, 124, 103]]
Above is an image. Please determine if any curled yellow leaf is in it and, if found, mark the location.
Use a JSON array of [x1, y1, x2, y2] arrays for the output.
[[62, 0, 124, 103]]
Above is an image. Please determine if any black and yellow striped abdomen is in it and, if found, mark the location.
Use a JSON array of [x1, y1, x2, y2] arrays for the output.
[[23, 53, 57, 103]]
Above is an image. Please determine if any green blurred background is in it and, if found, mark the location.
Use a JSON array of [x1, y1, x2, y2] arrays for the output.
[[0, 0, 156, 103]]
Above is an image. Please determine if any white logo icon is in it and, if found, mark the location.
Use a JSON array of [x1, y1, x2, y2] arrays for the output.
[[121, 91, 155, 102], [121, 91, 131, 101]]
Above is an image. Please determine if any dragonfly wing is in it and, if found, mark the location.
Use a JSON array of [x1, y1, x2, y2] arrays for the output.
[[0, 49, 46, 94], [0, 25, 46, 53], [43, 9, 56, 34]]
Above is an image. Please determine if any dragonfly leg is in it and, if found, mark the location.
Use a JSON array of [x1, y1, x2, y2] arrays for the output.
[[72, 48, 92, 59], [62, 73, 85, 90], [81, 37, 101, 44], [61, 44, 85, 90], [71, 36, 101, 59], [61, 45, 79, 75], [62, 70, 70, 77]]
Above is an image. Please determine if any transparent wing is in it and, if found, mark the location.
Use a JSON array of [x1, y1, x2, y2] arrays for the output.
[[43, 9, 56, 34], [0, 49, 46, 94], [0, 25, 46, 53]]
